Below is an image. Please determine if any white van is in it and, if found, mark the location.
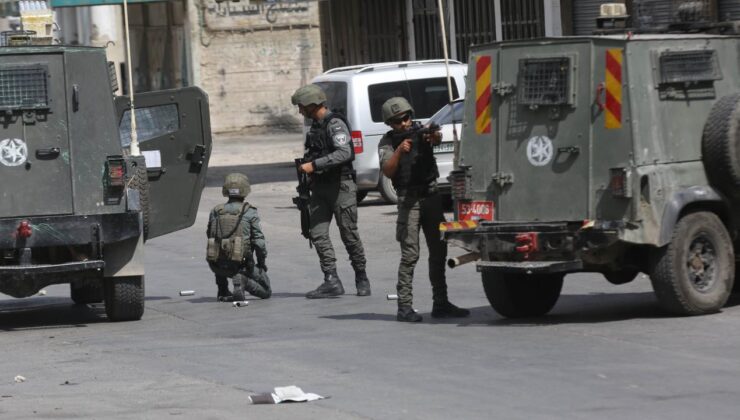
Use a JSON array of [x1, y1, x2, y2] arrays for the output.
[[312, 60, 467, 203]]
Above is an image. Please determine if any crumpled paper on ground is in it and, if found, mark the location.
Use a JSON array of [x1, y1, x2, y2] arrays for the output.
[[249, 385, 324, 404]]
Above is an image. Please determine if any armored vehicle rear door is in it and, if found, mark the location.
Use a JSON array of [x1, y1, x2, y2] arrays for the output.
[[495, 43, 591, 221], [0, 54, 74, 217], [115, 87, 211, 239]]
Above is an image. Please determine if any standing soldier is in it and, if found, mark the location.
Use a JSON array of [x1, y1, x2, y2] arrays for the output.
[[378, 97, 470, 322], [291, 84, 371, 298]]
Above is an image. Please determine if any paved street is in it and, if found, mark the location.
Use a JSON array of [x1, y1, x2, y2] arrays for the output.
[[2, 135, 740, 419]]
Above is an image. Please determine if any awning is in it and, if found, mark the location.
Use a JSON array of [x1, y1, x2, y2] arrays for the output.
[[50, 0, 165, 7]]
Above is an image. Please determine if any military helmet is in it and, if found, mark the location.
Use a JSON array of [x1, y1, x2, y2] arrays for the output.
[[382, 97, 414, 123], [222, 173, 251, 198], [291, 84, 327, 107]]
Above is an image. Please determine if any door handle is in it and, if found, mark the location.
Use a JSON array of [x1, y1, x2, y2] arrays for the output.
[[36, 147, 60, 159]]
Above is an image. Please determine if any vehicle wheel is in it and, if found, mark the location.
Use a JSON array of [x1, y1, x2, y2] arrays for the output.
[[701, 93, 740, 195], [356, 190, 368, 203], [378, 174, 398, 204], [104, 275, 145, 321], [649, 212, 734, 315], [481, 272, 564, 318], [129, 164, 150, 240], [232, 274, 246, 302], [603, 270, 638, 285], [70, 281, 104, 304]]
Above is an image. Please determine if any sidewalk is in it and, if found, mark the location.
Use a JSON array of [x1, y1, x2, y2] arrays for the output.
[[209, 132, 304, 167]]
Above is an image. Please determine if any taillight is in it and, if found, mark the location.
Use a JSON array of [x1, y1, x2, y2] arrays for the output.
[[107, 157, 126, 188], [609, 167, 631, 197], [351, 131, 364, 154], [17, 220, 32, 238], [449, 168, 472, 201]]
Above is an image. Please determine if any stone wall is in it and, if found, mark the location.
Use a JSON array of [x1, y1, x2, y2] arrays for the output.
[[190, 0, 322, 134]]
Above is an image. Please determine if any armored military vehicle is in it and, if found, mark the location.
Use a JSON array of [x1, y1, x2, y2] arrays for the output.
[[0, 42, 211, 321], [443, 1, 740, 317]]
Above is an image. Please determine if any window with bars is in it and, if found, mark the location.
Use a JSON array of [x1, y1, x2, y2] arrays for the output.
[[518, 57, 570, 106], [659, 50, 721, 85], [0, 65, 49, 111]]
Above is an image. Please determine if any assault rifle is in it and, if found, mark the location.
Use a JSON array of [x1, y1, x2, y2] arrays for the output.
[[390, 122, 441, 149], [292, 158, 312, 248]]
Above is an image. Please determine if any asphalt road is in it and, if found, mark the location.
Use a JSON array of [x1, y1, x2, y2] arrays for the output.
[[3, 159, 740, 419]]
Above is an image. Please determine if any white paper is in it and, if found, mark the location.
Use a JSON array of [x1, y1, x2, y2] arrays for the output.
[[142, 150, 161, 170], [273, 386, 324, 403]]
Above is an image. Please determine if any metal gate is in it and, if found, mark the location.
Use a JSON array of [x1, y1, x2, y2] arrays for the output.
[[500, 0, 545, 39], [453, 0, 496, 61], [719, 0, 740, 20]]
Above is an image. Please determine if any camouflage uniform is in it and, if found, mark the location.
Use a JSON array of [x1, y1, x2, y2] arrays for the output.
[[207, 200, 271, 300]]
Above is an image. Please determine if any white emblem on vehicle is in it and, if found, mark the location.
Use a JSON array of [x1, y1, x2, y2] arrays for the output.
[[0, 138, 28, 167], [526, 136, 553, 167], [334, 133, 349, 145]]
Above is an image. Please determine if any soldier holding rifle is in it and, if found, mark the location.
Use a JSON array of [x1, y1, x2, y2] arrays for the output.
[[291, 84, 371, 298]]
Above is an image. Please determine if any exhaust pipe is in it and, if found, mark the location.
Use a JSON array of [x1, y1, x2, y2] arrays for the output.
[[447, 252, 480, 269]]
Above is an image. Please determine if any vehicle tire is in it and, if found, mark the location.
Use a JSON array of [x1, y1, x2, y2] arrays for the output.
[[378, 174, 398, 204], [104, 275, 145, 322], [70, 281, 104, 304], [232, 274, 246, 302], [356, 190, 368, 203], [481, 272, 564, 318], [603, 270, 638, 285], [701, 93, 740, 195], [649, 212, 734, 315], [129, 164, 150, 240]]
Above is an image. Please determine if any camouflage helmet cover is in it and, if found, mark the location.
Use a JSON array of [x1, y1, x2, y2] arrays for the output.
[[382, 97, 414, 123], [291, 84, 327, 107], [222, 173, 251, 198]]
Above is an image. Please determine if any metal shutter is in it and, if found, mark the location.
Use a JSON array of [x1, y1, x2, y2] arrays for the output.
[[718, 0, 740, 20], [573, 0, 605, 35]]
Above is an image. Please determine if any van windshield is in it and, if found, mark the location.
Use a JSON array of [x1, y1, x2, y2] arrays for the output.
[[313, 81, 348, 116], [368, 77, 459, 122]]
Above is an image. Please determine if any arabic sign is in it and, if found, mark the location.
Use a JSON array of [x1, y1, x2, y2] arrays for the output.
[[204, 0, 316, 31], [50, 0, 161, 7]]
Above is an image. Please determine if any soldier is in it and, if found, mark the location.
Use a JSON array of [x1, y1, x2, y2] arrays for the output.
[[291, 84, 371, 298], [378, 97, 470, 322], [206, 173, 271, 301]]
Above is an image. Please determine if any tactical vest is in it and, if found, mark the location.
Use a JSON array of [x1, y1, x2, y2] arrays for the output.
[[206, 202, 251, 266], [304, 112, 355, 182], [389, 122, 439, 193]]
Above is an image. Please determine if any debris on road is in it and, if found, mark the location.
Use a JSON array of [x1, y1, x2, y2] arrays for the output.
[[14, 376, 26, 383], [232, 301, 249, 307], [249, 385, 324, 404], [179, 290, 195, 296], [387, 294, 398, 300]]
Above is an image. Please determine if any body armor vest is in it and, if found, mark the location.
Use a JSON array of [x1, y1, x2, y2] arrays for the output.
[[305, 112, 355, 182], [389, 122, 439, 193], [206, 202, 251, 268]]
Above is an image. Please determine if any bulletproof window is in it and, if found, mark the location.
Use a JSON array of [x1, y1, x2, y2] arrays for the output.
[[0, 65, 49, 111], [518, 57, 570, 106], [119, 104, 179, 147], [658, 50, 721, 85], [368, 77, 460, 122]]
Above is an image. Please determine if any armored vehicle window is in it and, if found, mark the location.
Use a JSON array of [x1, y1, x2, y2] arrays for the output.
[[119, 104, 179, 147], [0, 65, 49, 111], [659, 50, 721, 85], [518, 58, 570, 106], [314, 81, 347, 116], [368, 77, 459, 122]]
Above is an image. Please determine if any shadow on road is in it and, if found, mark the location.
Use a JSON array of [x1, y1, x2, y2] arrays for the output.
[[207, 162, 295, 187], [0, 298, 106, 331], [320, 312, 397, 322]]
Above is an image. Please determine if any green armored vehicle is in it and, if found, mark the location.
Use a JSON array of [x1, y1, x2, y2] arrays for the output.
[[443, 3, 740, 317], [0, 43, 211, 321]]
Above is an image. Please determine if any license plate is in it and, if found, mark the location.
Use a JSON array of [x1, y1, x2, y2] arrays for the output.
[[457, 200, 494, 221], [433, 142, 454, 154]]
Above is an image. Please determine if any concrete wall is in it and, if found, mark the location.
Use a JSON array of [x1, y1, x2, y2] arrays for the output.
[[188, 0, 322, 134]]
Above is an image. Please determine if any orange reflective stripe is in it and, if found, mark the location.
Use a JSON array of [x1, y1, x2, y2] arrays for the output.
[[475, 56, 492, 134], [605, 49, 623, 129]]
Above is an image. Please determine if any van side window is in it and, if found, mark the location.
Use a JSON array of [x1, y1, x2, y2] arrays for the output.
[[314, 81, 348, 116], [368, 77, 459, 122]]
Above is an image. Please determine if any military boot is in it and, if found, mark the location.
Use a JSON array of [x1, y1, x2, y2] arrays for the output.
[[355, 270, 371, 296], [306, 270, 344, 299], [397, 305, 423, 322], [216, 278, 233, 302], [431, 300, 471, 318]]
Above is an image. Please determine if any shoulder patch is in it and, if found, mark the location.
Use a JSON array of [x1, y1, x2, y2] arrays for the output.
[[333, 132, 349, 145]]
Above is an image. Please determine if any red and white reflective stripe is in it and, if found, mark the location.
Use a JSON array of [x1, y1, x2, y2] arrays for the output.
[[351, 131, 364, 154], [439, 220, 478, 232]]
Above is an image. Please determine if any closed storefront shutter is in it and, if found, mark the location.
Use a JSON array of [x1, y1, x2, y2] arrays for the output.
[[573, 0, 608, 35], [719, 0, 740, 20]]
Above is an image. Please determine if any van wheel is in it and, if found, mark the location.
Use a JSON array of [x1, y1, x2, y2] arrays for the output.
[[104, 275, 145, 322], [378, 174, 398, 204], [481, 272, 563, 318], [70, 281, 104, 304], [701, 93, 740, 195], [130, 164, 150, 240], [356, 190, 368, 203], [649, 212, 734, 315]]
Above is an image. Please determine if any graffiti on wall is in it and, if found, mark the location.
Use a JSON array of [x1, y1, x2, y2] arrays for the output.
[[204, 0, 316, 30]]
